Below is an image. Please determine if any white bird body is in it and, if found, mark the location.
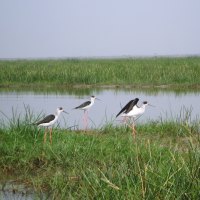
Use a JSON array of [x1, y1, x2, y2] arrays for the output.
[[37, 116, 58, 127], [116, 98, 139, 118], [35, 107, 67, 144], [116, 100, 152, 138], [74, 96, 97, 111], [36, 107, 65, 127], [121, 103, 148, 118]]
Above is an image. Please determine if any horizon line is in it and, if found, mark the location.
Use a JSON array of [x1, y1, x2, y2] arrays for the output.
[[0, 54, 200, 61]]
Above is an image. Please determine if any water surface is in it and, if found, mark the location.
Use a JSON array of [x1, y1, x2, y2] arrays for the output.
[[0, 89, 199, 129]]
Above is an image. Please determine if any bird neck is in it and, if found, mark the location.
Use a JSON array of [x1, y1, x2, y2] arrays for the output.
[[55, 110, 61, 117], [90, 98, 95, 104], [141, 104, 147, 110]]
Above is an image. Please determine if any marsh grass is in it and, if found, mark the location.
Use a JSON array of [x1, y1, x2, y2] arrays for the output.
[[0, 109, 199, 199], [0, 57, 200, 88]]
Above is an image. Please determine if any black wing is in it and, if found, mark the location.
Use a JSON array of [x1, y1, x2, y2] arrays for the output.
[[36, 114, 55, 125], [116, 98, 139, 118], [74, 101, 90, 109], [124, 98, 139, 114]]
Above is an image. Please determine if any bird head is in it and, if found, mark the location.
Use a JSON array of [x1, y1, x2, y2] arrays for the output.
[[91, 95, 100, 101], [57, 107, 68, 114], [143, 101, 155, 107]]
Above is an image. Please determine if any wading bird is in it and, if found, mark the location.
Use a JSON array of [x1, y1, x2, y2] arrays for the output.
[[74, 96, 100, 130], [116, 98, 152, 138], [35, 107, 68, 144], [116, 98, 139, 119]]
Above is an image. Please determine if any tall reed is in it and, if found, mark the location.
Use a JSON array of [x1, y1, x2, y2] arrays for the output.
[[0, 57, 200, 87]]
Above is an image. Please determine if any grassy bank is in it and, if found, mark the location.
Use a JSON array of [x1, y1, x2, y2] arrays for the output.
[[0, 115, 199, 199], [0, 57, 200, 88]]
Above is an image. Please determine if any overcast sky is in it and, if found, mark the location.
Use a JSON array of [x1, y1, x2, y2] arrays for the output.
[[0, 0, 200, 59]]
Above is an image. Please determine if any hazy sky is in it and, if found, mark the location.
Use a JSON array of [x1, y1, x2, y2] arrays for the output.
[[0, 0, 200, 59]]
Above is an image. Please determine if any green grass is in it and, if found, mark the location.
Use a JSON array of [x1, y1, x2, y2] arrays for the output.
[[0, 57, 200, 88], [0, 114, 199, 199]]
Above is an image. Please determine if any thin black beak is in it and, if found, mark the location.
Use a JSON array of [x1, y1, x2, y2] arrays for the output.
[[63, 110, 69, 114], [148, 104, 155, 107], [96, 98, 101, 101]]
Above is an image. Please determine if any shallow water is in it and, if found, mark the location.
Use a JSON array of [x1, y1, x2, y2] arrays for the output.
[[0, 89, 200, 129], [0, 181, 45, 200]]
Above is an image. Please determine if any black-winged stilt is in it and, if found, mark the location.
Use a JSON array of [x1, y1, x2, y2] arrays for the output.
[[74, 95, 99, 130], [116, 98, 139, 118], [35, 107, 68, 144], [116, 98, 152, 138]]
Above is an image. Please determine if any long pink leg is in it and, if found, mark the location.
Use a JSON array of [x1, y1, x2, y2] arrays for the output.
[[49, 128, 52, 144], [126, 119, 136, 139], [132, 118, 137, 139], [132, 123, 136, 139], [44, 128, 48, 144], [83, 110, 86, 130], [122, 116, 127, 123], [83, 110, 89, 130], [85, 110, 88, 130]]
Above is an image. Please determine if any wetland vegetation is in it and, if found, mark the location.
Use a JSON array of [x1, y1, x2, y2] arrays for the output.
[[0, 57, 200, 199], [0, 57, 200, 89], [0, 113, 200, 199], [0, 114, 199, 199]]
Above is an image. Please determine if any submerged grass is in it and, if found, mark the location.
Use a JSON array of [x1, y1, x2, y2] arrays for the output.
[[0, 57, 200, 88], [0, 111, 199, 199]]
